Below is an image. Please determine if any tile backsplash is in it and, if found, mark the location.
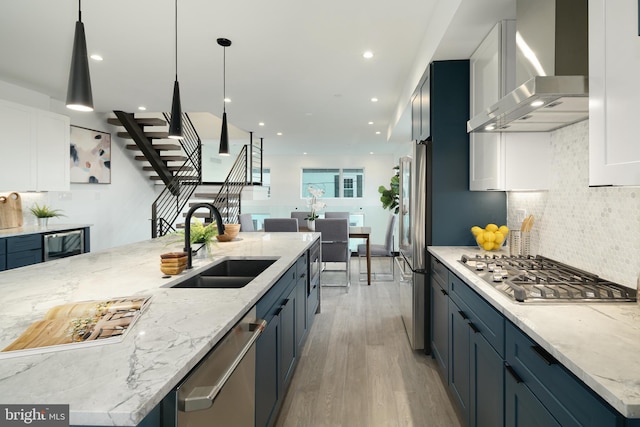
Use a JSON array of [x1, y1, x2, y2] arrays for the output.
[[507, 120, 640, 288]]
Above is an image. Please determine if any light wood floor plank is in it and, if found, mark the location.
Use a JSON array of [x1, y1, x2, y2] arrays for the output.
[[276, 259, 461, 427]]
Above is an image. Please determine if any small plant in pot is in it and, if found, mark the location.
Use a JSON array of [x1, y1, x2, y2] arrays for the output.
[[29, 203, 65, 227]]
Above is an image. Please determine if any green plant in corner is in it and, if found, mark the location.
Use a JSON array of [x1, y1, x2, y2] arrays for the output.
[[29, 203, 65, 218], [378, 166, 400, 214]]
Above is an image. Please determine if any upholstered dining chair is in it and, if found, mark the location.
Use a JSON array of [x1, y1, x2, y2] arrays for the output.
[[325, 212, 350, 221], [357, 214, 396, 281], [290, 211, 311, 223], [315, 218, 350, 289], [264, 218, 299, 232], [239, 213, 255, 232]]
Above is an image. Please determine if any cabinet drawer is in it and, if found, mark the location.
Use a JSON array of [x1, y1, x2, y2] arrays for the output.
[[257, 264, 296, 321], [296, 252, 307, 279], [7, 234, 42, 253], [449, 272, 504, 356], [430, 256, 448, 287], [506, 322, 621, 427], [0, 238, 6, 255], [7, 249, 42, 269]]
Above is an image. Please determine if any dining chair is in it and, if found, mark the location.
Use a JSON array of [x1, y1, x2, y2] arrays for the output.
[[264, 218, 299, 232], [290, 211, 311, 223], [325, 212, 350, 221], [239, 213, 255, 232], [315, 218, 350, 290], [357, 214, 396, 281]]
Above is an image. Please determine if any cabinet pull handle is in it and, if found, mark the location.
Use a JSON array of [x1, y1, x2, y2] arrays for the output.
[[531, 345, 558, 365], [274, 307, 283, 316], [469, 322, 480, 334], [505, 363, 524, 384], [458, 310, 468, 320], [440, 289, 448, 296]]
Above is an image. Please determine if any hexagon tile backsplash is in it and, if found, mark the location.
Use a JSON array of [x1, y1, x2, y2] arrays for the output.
[[507, 120, 640, 288]]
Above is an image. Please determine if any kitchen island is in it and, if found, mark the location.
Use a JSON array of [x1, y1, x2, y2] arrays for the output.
[[0, 231, 319, 426], [429, 246, 640, 421]]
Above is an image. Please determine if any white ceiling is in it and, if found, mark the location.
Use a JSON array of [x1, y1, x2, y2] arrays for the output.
[[0, 0, 515, 155]]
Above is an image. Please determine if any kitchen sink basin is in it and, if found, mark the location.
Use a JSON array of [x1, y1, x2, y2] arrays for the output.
[[170, 258, 277, 289]]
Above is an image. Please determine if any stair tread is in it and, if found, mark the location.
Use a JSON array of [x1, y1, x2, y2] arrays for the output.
[[126, 144, 182, 151], [118, 131, 169, 139], [143, 165, 194, 172], [135, 155, 187, 161], [108, 117, 166, 127]]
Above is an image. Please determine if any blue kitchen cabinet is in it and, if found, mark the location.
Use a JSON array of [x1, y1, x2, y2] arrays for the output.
[[505, 365, 560, 427], [295, 252, 308, 348], [470, 328, 504, 427], [6, 234, 42, 269], [449, 297, 471, 422], [0, 238, 6, 271], [505, 321, 623, 427], [430, 256, 449, 375]]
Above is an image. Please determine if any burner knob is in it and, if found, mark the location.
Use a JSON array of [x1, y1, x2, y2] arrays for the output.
[[476, 262, 486, 271], [488, 263, 496, 272], [492, 273, 504, 282]]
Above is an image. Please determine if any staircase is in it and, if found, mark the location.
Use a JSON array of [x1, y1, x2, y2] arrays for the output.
[[110, 112, 263, 238]]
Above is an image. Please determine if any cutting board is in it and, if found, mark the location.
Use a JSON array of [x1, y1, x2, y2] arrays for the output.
[[0, 192, 23, 229]]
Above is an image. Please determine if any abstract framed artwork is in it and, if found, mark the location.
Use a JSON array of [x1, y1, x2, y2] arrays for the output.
[[70, 126, 111, 184]]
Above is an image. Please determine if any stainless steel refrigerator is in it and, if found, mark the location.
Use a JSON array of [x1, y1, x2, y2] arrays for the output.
[[398, 144, 427, 351]]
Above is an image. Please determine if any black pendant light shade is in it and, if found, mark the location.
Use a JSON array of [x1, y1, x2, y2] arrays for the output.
[[168, 80, 183, 139], [66, 2, 93, 112], [218, 38, 232, 156], [219, 111, 229, 155], [168, 0, 183, 139]]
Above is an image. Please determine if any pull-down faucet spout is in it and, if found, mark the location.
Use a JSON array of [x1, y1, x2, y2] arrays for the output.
[[184, 203, 225, 269]]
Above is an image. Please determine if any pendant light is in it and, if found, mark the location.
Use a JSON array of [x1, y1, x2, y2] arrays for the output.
[[168, 0, 183, 139], [218, 38, 232, 156], [66, 0, 93, 112]]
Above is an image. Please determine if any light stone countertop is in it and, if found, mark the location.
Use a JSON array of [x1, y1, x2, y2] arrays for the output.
[[0, 224, 92, 238], [428, 246, 640, 419], [0, 231, 319, 426]]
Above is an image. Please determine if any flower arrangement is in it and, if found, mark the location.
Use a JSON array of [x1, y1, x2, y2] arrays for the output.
[[305, 186, 326, 221]]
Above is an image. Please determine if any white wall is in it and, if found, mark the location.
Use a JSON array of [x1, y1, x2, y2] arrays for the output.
[[0, 80, 161, 252], [507, 120, 640, 288]]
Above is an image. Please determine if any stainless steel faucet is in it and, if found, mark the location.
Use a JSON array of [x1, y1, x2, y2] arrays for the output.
[[184, 203, 225, 269]]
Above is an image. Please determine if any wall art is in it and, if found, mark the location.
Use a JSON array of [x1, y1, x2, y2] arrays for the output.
[[70, 126, 111, 184]]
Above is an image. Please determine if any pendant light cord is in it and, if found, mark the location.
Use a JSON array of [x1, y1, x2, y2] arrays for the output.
[[222, 46, 226, 113], [78, 0, 82, 22], [174, 0, 178, 81]]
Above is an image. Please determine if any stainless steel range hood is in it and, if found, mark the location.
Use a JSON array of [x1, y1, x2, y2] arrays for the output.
[[468, 0, 588, 133]]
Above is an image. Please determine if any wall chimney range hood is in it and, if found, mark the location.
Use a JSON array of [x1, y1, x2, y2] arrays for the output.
[[467, 0, 588, 133]]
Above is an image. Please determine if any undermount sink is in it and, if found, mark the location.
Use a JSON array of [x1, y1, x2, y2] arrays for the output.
[[170, 259, 277, 289]]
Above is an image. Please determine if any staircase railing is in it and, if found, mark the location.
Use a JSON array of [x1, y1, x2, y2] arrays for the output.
[[212, 145, 249, 224], [151, 112, 201, 238]]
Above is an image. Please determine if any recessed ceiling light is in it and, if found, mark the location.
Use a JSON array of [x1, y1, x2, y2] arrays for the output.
[[368, 121, 374, 125], [530, 100, 544, 107], [138, 106, 146, 111], [259, 122, 265, 126], [363, 51, 374, 59], [369, 151, 374, 155], [90, 54, 103, 61], [375, 131, 381, 135], [303, 152, 308, 155], [371, 97, 378, 102], [277, 132, 282, 136]]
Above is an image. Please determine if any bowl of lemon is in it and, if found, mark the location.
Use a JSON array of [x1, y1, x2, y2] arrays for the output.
[[471, 223, 509, 251]]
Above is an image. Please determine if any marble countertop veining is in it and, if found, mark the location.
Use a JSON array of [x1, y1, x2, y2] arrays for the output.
[[428, 246, 640, 419], [0, 231, 319, 426], [0, 224, 92, 238]]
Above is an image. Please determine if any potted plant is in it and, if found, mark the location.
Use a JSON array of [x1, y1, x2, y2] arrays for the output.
[[378, 166, 400, 214], [305, 186, 326, 231], [188, 218, 219, 253], [30, 203, 65, 227]]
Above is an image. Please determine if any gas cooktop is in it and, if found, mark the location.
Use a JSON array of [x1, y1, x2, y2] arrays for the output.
[[459, 254, 637, 303]]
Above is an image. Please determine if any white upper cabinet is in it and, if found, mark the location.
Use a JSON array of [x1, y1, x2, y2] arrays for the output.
[[0, 99, 70, 192], [469, 20, 550, 191], [589, 0, 640, 186]]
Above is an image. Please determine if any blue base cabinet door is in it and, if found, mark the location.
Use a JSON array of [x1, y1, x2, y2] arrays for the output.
[[256, 315, 280, 427], [505, 365, 560, 427], [280, 284, 297, 389], [470, 331, 504, 427], [449, 298, 470, 424]]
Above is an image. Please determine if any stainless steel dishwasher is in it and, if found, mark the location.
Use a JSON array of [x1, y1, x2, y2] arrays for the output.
[[162, 307, 266, 426]]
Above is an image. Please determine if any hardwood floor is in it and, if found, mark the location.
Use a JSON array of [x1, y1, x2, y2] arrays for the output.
[[275, 259, 461, 427]]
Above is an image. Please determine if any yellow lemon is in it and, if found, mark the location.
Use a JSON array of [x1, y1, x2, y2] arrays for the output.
[[499, 225, 509, 235], [494, 231, 505, 244], [485, 223, 499, 232], [483, 241, 494, 251], [484, 231, 496, 242], [493, 242, 503, 250], [476, 233, 485, 245], [471, 226, 483, 236]]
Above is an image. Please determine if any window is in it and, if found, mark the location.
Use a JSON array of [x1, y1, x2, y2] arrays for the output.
[[301, 168, 363, 198]]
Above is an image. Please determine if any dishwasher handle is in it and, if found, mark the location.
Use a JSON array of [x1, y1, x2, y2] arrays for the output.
[[180, 319, 267, 412]]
